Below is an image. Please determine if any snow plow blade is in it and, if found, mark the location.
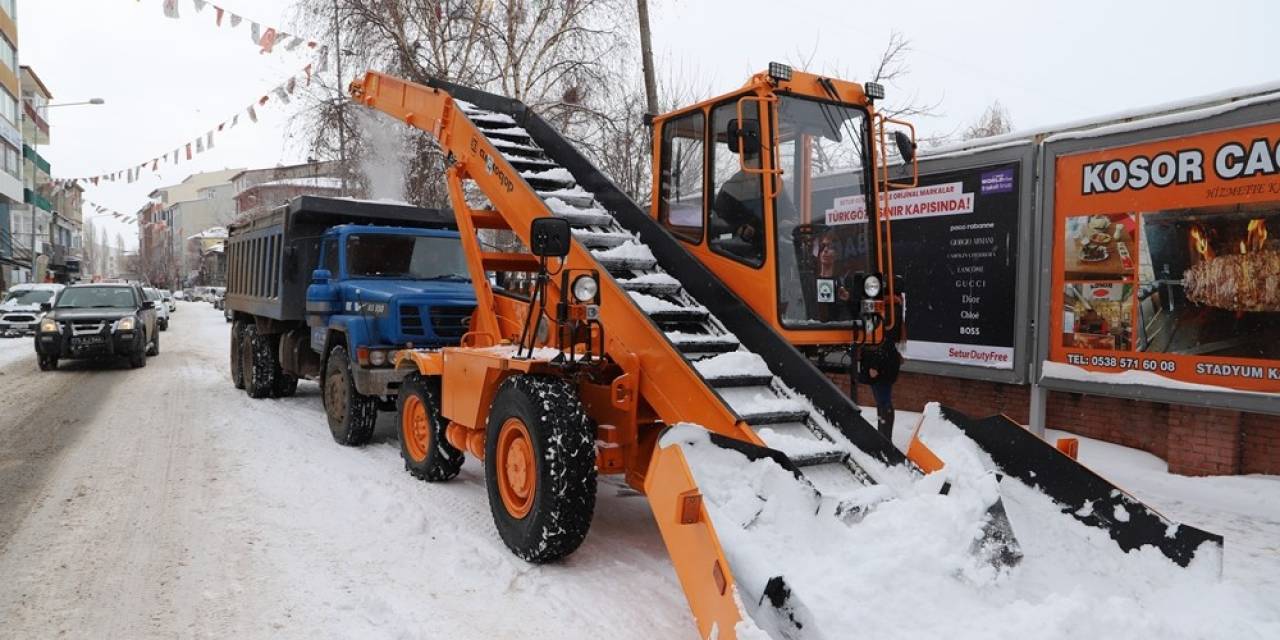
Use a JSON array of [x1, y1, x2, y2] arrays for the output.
[[645, 430, 829, 640], [930, 406, 1223, 568]]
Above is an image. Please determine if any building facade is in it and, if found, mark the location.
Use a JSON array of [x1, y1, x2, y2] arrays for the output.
[[0, 4, 22, 289], [230, 161, 342, 218], [142, 168, 242, 288]]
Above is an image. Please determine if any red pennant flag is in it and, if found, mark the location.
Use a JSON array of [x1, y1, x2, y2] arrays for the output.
[[215, 7, 224, 26], [152, 159, 159, 171], [92, 177, 99, 185], [260, 28, 278, 54], [304, 63, 313, 85], [259, 95, 269, 106], [308, 41, 318, 48], [186, 143, 193, 160]]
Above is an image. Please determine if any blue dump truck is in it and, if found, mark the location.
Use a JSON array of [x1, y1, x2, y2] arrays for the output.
[[226, 196, 476, 445]]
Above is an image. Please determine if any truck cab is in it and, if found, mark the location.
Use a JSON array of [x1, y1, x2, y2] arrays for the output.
[[306, 223, 476, 385]]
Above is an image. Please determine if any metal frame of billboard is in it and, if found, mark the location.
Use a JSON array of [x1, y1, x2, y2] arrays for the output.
[[898, 143, 1038, 385], [1035, 97, 1280, 415]]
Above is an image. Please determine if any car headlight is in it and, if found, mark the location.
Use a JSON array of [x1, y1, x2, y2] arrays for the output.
[[571, 274, 599, 302], [116, 317, 136, 331], [862, 274, 883, 299], [369, 350, 387, 366], [40, 319, 58, 333]]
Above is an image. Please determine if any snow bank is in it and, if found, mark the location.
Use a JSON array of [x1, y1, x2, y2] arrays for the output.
[[1041, 361, 1279, 398], [628, 291, 699, 314], [662, 415, 1280, 640]]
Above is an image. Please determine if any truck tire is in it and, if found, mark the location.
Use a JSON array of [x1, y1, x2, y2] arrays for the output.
[[484, 375, 596, 563], [146, 328, 160, 356], [272, 373, 299, 398], [38, 353, 57, 371], [129, 334, 147, 369], [398, 374, 464, 482], [324, 345, 377, 446], [230, 320, 246, 389], [242, 324, 278, 399]]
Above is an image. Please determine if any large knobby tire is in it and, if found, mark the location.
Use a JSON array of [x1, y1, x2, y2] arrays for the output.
[[230, 320, 246, 389], [484, 375, 596, 563], [398, 374, 464, 482], [324, 345, 377, 446], [242, 324, 278, 399]]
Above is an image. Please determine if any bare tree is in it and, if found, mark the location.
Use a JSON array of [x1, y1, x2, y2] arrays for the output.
[[962, 100, 1014, 140]]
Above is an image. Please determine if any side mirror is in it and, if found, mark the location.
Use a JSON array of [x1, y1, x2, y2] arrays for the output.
[[530, 217, 572, 258], [142, 300, 156, 309], [311, 268, 332, 284], [727, 118, 761, 156], [893, 130, 916, 163], [40, 302, 52, 312]]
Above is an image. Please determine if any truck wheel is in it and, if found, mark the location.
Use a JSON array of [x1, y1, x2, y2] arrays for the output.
[[146, 329, 160, 356], [398, 375, 464, 482], [272, 373, 299, 398], [230, 320, 246, 389], [243, 324, 278, 399], [324, 345, 377, 446], [484, 375, 596, 563], [129, 336, 147, 369], [38, 354, 57, 371]]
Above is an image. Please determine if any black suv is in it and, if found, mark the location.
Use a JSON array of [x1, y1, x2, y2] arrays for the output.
[[34, 283, 159, 370]]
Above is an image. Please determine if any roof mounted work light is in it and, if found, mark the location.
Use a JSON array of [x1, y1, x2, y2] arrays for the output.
[[768, 62, 793, 83], [864, 82, 885, 101]]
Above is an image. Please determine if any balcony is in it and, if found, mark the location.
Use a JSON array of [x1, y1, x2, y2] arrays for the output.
[[23, 187, 52, 212]]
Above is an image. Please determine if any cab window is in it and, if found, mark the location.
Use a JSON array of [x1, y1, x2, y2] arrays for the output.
[[321, 237, 339, 275], [658, 111, 705, 243], [709, 100, 765, 267]]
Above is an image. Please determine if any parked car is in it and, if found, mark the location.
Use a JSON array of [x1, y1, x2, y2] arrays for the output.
[[145, 287, 170, 331], [34, 283, 159, 370], [0, 283, 65, 337], [209, 287, 226, 306], [173, 290, 186, 301], [159, 289, 177, 312]]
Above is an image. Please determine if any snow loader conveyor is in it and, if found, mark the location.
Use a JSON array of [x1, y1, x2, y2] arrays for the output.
[[350, 70, 1223, 639]]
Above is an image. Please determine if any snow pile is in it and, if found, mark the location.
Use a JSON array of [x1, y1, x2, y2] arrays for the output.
[[628, 291, 701, 314], [592, 241, 655, 263], [664, 331, 733, 345], [519, 167, 575, 183], [693, 351, 772, 379], [663, 415, 1280, 639], [717, 387, 808, 417], [618, 272, 681, 288], [1042, 361, 1279, 398]]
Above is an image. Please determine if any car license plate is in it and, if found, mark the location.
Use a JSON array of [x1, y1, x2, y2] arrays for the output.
[[73, 335, 106, 346]]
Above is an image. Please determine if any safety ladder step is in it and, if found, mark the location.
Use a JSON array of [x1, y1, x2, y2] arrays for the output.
[[789, 450, 848, 468], [741, 409, 813, 427], [554, 210, 617, 228], [647, 307, 710, 323], [595, 255, 658, 272], [537, 189, 597, 209], [667, 333, 740, 354], [572, 230, 633, 249], [476, 126, 534, 145], [507, 157, 562, 173], [705, 374, 774, 388]]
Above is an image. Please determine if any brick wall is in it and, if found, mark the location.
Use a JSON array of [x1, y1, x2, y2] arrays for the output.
[[829, 370, 1279, 477]]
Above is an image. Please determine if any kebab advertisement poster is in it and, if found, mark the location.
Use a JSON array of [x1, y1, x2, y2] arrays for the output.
[[1050, 121, 1280, 392], [823, 162, 1021, 369]]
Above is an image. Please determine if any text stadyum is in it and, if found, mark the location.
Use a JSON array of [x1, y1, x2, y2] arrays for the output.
[[1082, 137, 1280, 194]]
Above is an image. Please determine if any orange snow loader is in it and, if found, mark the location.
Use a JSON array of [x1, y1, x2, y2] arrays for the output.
[[351, 65, 1221, 639]]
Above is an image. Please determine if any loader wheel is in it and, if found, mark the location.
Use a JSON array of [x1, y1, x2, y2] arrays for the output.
[[324, 345, 377, 446], [242, 324, 277, 399], [398, 374, 464, 482], [484, 375, 596, 563], [230, 320, 246, 389]]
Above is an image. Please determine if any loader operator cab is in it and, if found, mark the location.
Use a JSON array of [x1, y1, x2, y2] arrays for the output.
[[654, 63, 917, 349]]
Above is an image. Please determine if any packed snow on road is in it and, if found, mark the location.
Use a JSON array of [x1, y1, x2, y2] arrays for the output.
[[0, 304, 1277, 639]]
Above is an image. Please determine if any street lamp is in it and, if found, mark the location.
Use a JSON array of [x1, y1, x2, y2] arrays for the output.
[[28, 98, 105, 281]]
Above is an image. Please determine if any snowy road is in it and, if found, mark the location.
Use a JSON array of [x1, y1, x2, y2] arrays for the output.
[[0, 303, 1277, 639], [0, 303, 693, 639]]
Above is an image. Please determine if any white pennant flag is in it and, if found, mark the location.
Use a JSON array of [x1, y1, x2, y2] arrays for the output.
[[174, 148, 180, 164], [162, 0, 180, 19], [206, 131, 215, 150], [274, 86, 291, 105], [193, 0, 208, 12], [251, 22, 261, 44], [285, 37, 304, 51], [247, 105, 258, 123], [229, 14, 242, 28], [231, 113, 239, 128], [196, 136, 204, 154], [316, 46, 330, 73]]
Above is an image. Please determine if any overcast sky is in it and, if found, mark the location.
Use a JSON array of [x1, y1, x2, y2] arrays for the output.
[[20, 0, 1280, 248]]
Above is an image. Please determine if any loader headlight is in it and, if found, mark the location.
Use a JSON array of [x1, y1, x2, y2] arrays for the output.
[[571, 275, 599, 303], [862, 274, 883, 299], [116, 317, 136, 332], [40, 319, 58, 333]]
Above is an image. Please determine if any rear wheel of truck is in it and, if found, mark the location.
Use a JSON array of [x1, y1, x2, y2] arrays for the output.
[[230, 320, 246, 389], [398, 374, 464, 482], [272, 374, 299, 398], [242, 324, 277, 399], [324, 345, 377, 446], [484, 375, 596, 563]]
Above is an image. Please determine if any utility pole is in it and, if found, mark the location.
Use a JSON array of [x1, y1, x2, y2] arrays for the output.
[[333, 0, 347, 196], [636, 0, 659, 116]]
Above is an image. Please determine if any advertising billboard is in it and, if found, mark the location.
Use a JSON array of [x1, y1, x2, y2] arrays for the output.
[[819, 158, 1026, 374], [1048, 121, 1280, 394]]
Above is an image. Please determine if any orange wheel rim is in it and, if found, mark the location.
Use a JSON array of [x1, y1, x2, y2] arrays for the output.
[[496, 417, 535, 519], [401, 394, 431, 462]]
